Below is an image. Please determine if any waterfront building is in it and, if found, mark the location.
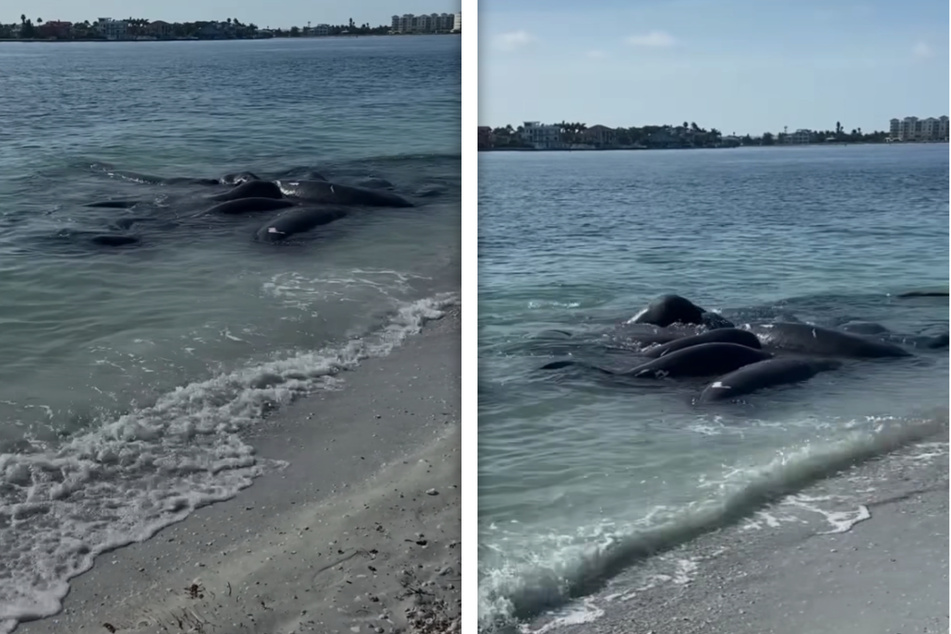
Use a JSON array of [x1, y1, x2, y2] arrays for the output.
[[785, 129, 813, 144], [96, 18, 128, 40], [520, 122, 562, 149], [147, 20, 173, 39], [582, 125, 618, 148], [391, 13, 457, 34], [889, 115, 949, 141]]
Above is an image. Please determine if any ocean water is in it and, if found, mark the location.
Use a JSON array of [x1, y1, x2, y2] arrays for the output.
[[477, 145, 949, 631], [0, 35, 459, 631]]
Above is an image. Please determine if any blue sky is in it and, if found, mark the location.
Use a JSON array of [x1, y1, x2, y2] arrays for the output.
[[9, 1, 459, 30], [479, 0, 950, 135]]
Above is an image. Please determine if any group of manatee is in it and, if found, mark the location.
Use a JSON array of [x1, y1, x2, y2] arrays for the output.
[[540, 292, 949, 404], [82, 169, 417, 247]]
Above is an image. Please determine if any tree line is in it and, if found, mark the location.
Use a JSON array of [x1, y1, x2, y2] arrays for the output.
[[2, 15, 392, 39], [486, 120, 888, 149]]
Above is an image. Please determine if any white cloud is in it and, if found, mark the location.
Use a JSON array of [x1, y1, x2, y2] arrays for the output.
[[626, 30, 677, 48], [495, 30, 535, 52], [586, 49, 608, 59], [913, 41, 932, 58]]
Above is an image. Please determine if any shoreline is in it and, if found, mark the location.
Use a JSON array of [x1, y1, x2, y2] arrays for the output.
[[529, 423, 949, 634], [477, 141, 947, 153], [16, 305, 461, 634], [0, 34, 460, 44]]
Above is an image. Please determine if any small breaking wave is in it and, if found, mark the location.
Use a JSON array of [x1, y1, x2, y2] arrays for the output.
[[0, 292, 457, 634], [478, 412, 947, 632]]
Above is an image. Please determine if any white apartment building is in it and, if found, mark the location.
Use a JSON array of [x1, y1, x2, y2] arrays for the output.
[[96, 18, 127, 40], [453, 12, 461, 32], [520, 122, 562, 149], [889, 115, 949, 141], [391, 13, 456, 33], [785, 129, 812, 144]]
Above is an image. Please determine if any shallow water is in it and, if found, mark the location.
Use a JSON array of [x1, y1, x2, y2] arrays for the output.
[[0, 35, 459, 630], [477, 144, 948, 630]]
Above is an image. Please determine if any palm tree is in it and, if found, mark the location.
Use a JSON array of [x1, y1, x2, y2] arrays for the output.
[[20, 14, 25, 25], [37, 18, 43, 25]]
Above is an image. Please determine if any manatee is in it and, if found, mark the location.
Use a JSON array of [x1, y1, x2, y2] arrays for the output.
[[630, 294, 734, 329], [752, 322, 912, 358], [276, 180, 414, 208], [220, 172, 261, 186], [206, 198, 296, 215], [254, 207, 348, 242], [698, 357, 842, 402], [210, 180, 284, 202], [542, 342, 772, 378], [644, 328, 762, 358]]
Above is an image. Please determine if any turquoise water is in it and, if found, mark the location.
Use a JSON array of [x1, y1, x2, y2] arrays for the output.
[[0, 35, 459, 631], [477, 144, 948, 630]]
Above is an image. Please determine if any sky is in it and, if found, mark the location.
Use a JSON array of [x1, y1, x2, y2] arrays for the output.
[[479, 0, 950, 135], [8, 1, 460, 30]]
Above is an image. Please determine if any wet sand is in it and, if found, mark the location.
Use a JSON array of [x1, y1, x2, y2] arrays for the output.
[[540, 432, 948, 634], [18, 308, 461, 634]]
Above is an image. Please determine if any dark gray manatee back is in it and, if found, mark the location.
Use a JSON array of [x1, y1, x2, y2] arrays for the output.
[[206, 197, 296, 215], [626, 342, 772, 378], [753, 322, 912, 358], [276, 180, 414, 208], [210, 180, 284, 202], [699, 357, 842, 402], [631, 293, 735, 329], [255, 207, 349, 242], [644, 328, 761, 358], [220, 171, 260, 185]]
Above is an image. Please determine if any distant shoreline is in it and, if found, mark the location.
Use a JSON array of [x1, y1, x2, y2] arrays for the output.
[[0, 32, 460, 43], [478, 141, 948, 153]]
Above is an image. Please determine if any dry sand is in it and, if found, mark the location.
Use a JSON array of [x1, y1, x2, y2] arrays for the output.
[[19, 309, 461, 634], [541, 434, 949, 634]]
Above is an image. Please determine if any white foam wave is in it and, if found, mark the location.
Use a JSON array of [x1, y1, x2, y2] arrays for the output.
[[0, 292, 457, 632], [478, 413, 946, 632]]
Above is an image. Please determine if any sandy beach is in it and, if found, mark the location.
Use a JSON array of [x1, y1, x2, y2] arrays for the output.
[[18, 308, 461, 634], [537, 428, 949, 634]]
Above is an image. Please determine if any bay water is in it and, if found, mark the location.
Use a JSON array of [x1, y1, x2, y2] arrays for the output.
[[0, 35, 460, 630], [477, 144, 949, 631]]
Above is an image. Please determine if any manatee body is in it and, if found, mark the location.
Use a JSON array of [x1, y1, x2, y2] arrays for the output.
[[927, 333, 950, 349], [220, 172, 260, 186], [210, 180, 284, 202], [276, 180, 414, 208], [644, 328, 762, 358], [543, 342, 771, 378], [752, 322, 912, 358], [625, 342, 772, 378], [357, 177, 395, 190], [206, 198, 296, 215], [630, 294, 734, 329], [698, 357, 842, 402], [255, 207, 348, 242]]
